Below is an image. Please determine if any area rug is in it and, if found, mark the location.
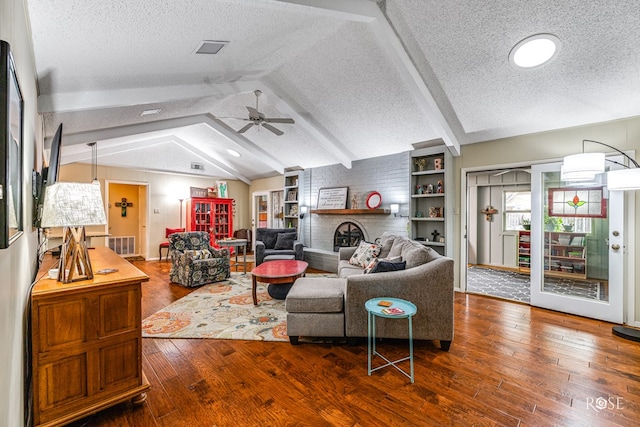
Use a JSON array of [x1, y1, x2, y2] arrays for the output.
[[142, 272, 336, 342], [467, 265, 603, 303]]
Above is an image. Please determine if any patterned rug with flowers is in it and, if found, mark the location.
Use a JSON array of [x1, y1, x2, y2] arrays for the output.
[[142, 272, 335, 342]]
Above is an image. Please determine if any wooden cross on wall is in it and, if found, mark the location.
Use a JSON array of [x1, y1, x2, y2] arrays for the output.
[[115, 198, 133, 217], [481, 205, 498, 221]]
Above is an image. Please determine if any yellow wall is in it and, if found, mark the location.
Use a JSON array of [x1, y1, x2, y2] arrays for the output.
[[108, 183, 140, 245]]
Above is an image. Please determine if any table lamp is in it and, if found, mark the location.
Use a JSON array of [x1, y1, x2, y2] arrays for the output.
[[40, 182, 107, 283]]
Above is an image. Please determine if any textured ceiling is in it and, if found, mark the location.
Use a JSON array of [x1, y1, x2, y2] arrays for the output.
[[25, 0, 640, 182]]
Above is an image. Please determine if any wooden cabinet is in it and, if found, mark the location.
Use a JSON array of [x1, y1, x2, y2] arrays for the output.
[[31, 247, 150, 427], [186, 197, 234, 245], [284, 171, 301, 231], [409, 147, 453, 257]]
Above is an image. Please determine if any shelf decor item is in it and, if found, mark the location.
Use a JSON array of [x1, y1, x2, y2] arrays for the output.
[[317, 187, 348, 209], [366, 191, 382, 209], [415, 157, 427, 171]]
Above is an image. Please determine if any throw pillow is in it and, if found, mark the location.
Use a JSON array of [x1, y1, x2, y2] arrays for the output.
[[274, 232, 297, 250], [363, 256, 402, 274], [402, 241, 438, 268], [349, 241, 381, 268], [387, 237, 406, 259], [371, 260, 406, 273], [184, 249, 212, 260], [378, 233, 400, 258]]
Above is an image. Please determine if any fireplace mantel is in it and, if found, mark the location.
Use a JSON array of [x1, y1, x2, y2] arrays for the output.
[[310, 208, 390, 215]]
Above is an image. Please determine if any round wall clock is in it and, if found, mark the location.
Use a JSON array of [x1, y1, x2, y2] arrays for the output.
[[366, 191, 382, 209]]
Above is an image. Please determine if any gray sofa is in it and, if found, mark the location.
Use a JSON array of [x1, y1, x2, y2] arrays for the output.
[[255, 228, 304, 265], [286, 232, 454, 350]]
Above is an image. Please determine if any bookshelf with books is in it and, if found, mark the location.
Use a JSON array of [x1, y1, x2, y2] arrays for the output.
[[518, 230, 588, 279], [545, 231, 587, 280], [283, 171, 302, 232], [518, 230, 531, 272], [409, 146, 453, 257]]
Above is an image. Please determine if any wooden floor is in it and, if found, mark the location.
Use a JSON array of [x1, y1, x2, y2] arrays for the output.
[[69, 259, 640, 427]]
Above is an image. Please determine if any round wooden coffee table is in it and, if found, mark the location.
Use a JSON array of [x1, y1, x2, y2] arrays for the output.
[[251, 260, 308, 305]]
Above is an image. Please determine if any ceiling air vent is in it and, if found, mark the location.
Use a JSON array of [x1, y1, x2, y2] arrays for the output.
[[190, 162, 205, 171], [193, 40, 229, 55]]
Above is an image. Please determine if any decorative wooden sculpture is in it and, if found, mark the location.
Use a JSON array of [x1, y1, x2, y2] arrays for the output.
[[481, 205, 498, 221]]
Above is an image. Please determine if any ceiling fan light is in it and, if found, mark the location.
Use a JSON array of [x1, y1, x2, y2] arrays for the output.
[[562, 152, 605, 178], [607, 168, 640, 191]]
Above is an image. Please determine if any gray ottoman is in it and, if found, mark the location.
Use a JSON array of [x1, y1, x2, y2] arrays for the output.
[[285, 277, 346, 345]]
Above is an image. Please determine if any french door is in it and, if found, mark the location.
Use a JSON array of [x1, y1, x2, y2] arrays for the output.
[[530, 162, 624, 323]]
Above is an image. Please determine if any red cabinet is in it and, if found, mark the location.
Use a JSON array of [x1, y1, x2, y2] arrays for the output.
[[186, 197, 233, 245]]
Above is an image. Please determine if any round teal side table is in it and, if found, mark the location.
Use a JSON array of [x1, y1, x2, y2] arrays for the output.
[[365, 297, 417, 383]]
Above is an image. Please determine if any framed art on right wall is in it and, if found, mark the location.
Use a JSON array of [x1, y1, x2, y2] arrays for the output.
[[0, 40, 24, 249]]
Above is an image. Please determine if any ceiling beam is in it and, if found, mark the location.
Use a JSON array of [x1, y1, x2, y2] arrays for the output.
[[57, 114, 286, 175], [38, 83, 240, 113], [60, 135, 252, 184], [278, 0, 461, 156]]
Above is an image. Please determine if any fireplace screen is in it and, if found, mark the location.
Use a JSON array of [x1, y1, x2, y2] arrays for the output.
[[333, 222, 364, 252]]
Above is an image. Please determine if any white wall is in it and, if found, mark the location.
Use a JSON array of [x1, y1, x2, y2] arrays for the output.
[[60, 163, 251, 259], [0, 0, 40, 425]]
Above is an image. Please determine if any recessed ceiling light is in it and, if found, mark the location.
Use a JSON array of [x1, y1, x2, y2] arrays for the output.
[[509, 34, 561, 69], [140, 108, 161, 116], [193, 40, 229, 55], [227, 149, 241, 157]]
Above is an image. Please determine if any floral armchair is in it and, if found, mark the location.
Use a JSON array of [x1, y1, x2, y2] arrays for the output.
[[169, 231, 230, 287]]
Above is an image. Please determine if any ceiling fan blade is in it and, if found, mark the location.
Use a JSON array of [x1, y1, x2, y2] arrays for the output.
[[237, 123, 254, 134], [265, 118, 295, 124], [493, 168, 532, 176], [262, 123, 283, 136], [246, 106, 262, 119]]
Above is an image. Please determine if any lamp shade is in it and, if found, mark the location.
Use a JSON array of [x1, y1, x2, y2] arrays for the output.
[[40, 182, 107, 228], [562, 152, 605, 179], [607, 168, 640, 191], [560, 165, 596, 182]]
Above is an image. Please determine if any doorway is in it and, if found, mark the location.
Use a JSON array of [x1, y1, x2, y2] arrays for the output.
[[463, 160, 627, 323], [465, 169, 532, 301], [106, 181, 148, 258], [251, 189, 284, 251]]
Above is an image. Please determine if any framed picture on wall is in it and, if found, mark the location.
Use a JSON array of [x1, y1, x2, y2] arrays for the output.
[[317, 187, 348, 209], [0, 40, 24, 249]]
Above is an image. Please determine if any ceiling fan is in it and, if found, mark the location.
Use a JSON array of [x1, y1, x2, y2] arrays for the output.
[[232, 90, 295, 136], [493, 168, 532, 176]]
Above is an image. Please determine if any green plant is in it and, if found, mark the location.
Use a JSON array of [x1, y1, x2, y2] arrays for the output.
[[521, 218, 530, 225], [544, 211, 563, 231]]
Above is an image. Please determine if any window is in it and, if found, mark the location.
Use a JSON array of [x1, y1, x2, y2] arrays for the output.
[[504, 191, 531, 230]]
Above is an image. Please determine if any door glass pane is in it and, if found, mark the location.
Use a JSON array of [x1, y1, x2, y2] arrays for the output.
[[542, 171, 609, 301], [257, 195, 268, 228]]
